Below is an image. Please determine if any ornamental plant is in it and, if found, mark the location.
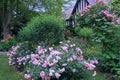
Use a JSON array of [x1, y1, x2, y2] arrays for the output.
[[9, 41, 98, 80], [75, 27, 93, 38], [18, 14, 65, 46], [8, 41, 37, 71], [75, 0, 120, 76]]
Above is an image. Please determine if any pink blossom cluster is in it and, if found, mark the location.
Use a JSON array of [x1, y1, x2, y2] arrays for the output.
[[17, 57, 23, 65], [80, 5, 92, 16], [116, 18, 120, 25], [31, 54, 40, 66], [101, 10, 116, 20], [24, 74, 31, 79], [10, 43, 98, 80], [8, 46, 20, 65], [84, 58, 98, 71]]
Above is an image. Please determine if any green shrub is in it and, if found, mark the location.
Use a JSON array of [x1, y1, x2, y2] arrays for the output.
[[0, 39, 18, 51], [75, 27, 93, 38], [18, 15, 65, 46]]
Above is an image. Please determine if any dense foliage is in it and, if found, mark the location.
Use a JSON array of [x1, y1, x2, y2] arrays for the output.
[[75, 27, 93, 38], [0, 39, 18, 51], [9, 41, 98, 80], [18, 15, 65, 45], [75, 0, 120, 77]]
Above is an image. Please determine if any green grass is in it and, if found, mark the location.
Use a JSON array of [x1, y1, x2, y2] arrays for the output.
[[0, 55, 25, 80]]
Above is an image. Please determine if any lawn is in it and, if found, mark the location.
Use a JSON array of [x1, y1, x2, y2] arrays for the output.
[[0, 55, 25, 80]]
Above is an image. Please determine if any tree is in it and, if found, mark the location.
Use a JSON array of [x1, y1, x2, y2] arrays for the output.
[[112, 0, 120, 16], [0, 0, 73, 39], [0, 0, 14, 39]]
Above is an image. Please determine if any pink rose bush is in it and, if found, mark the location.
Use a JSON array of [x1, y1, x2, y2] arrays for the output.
[[8, 41, 98, 80], [75, 0, 120, 78], [77, 0, 120, 28]]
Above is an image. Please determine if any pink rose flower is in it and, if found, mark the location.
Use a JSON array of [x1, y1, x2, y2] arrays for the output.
[[76, 48, 83, 54], [56, 56, 61, 60], [91, 58, 98, 64], [87, 63, 96, 70], [49, 47, 53, 51], [72, 55, 77, 60], [80, 13, 84, 16], [50, 50, 62, 55], [62, 63, 67, 66], [49, 69, 55, 73], [67, 57, 73, 62], [60, 68, 65, 73], [55, 73, 61, 79], [61, 46, 68, 53], [92, 71, 97, 76], [84, 62, 96, 70], [40, 71, 45, 79], [49, 72, 53, 76], [24, 74, 31, 79], [33, 59, 40, 66], [17, 57, 22, 65], [87, 5, 92, 9], [116, 18, 120, 24], [42, 61, 48, 68], [37, 46, 44, 54], [77, 55, 83, 61]]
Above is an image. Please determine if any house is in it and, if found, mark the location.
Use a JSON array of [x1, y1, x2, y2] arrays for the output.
[[65, 0, 112, 26]]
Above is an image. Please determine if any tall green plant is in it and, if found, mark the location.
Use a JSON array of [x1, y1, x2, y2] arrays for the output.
[[18, 15, 65, 46]]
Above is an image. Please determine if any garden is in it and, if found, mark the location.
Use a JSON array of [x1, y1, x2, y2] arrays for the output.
[[0, 0, 120, 80]]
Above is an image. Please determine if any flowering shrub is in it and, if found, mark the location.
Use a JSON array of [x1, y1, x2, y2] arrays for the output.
[[75, 0, 120, 76], [9, 41, 98, 80], [8, 42, 37, 71]]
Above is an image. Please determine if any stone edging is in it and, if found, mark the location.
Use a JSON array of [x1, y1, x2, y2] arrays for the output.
[[0, 52, 9, 55]]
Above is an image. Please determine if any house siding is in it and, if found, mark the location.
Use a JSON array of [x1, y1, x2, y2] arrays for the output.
[[65, 0, 112, 26], [71, 0, 89, 26]]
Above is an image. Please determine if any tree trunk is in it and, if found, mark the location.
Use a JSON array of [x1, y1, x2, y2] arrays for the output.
[[3, 22, 9, 39], [2, 0, 13, 39]]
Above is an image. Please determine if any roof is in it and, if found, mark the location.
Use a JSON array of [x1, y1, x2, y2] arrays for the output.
[[72, 0, 96, 14], [87, 0, 97, 5], [65, 0, 95, 20], [65, 0, 111, 20], [64, 7, 74, 20]]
